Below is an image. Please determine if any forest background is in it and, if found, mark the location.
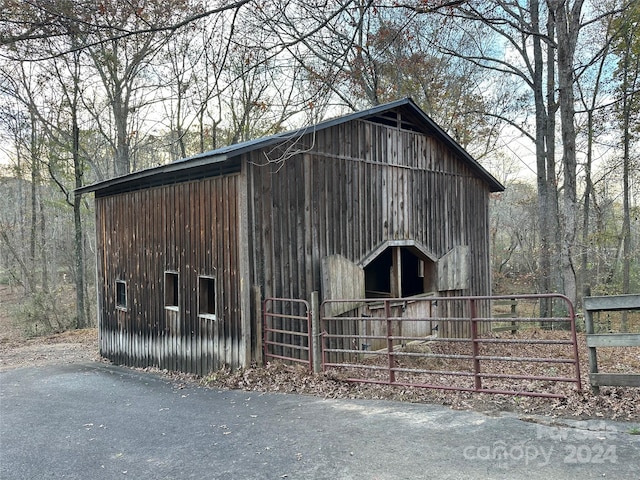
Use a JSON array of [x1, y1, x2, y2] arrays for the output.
[[0, 0, 638, 336]]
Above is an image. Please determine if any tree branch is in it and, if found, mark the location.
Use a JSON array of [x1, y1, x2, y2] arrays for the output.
[[0, 0, 253, 60]]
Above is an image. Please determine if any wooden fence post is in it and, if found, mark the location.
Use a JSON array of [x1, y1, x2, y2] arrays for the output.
[[583, 307, 599, 395]]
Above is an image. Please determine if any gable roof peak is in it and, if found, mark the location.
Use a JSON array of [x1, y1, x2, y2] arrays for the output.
[[77, 97, 504, 195]]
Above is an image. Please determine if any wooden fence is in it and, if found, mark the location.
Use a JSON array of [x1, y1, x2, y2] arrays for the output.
[[583, 294, 640, 394]]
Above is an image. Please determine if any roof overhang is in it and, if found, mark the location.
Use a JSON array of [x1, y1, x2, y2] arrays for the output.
[[76, 97, 505, 197]]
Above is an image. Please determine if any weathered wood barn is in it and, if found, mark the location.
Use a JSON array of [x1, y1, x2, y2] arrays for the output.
[[78, 98, 504, 374]]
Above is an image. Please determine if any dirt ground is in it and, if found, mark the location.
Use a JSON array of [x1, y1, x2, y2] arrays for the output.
[[0, 328, 100, 372], [1, 285, 639, 423], [0, 285, 99, 371]]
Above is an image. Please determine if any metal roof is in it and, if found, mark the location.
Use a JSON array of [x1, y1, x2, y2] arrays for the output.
[[76, 97, 504, 195]]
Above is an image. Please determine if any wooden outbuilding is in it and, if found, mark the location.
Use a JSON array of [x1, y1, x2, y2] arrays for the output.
[[78, 98, 504, 374]]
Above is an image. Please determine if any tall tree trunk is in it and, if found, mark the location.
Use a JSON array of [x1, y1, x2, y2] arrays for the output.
[[39, 195, 48, 293], [620, 29, 634, 332], [549, 0, 584, 306], [581, 108, 594, 300], [29, 108, 39, 294], [73, 106, 87, 329], [580, 44, 608, 305], [67, 43, 88, 329], [546, 13, 562, 298], [532, 0, 553, 317], [621, 114, 630, 331], [113, 87, 130, 176]]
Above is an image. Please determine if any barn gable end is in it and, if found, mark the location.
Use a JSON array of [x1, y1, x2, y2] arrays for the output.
[[79, 98, 504, 374]]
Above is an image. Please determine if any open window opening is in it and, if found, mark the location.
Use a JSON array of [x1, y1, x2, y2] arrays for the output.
[[364, 246, 436, 298], [164, 271, 179, 310], [116, 280, 127, 310], [198, 275, 216, 320]]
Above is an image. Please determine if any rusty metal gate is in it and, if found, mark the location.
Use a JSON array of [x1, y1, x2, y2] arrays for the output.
[[320, 294, 582, 398], [263, 297, 313, 370]]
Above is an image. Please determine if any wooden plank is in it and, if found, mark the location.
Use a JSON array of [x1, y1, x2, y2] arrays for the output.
[[584, 294, 640, 312], [492, 324, 520, 332], [223, 176, 233, 367], [258, 161, 273, 361], [587, 334, 640, 347], [369, 159, 377, 249], [186, 183, 193, 374], [168, 185, 177, 372], [494, 300, 518, 306], [196, 181, 204, 375], [204, 180, 213, 372], [231, 175, 241, 367], [438, 245, 470, 290], [214, 177, 224, 370], [321, 255, 365, 316], [211, 178, 221, 371], [304, 154, 314, 301], [238, 162, 251, 368], [311, 156, 321, 291], [198, 180, 207, 375], [275, 162, 289, 354], [293, 157, 305, 300], [345, 154, 353, 261], [142, 188, 151, 368], [353, 125, 362, 259], [590, 373, 640, 387]]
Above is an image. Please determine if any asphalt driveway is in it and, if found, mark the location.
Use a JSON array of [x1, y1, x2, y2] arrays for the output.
[[1, 363, 639, 479]]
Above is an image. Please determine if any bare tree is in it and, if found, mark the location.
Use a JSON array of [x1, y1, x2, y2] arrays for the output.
[[611, 0, 640, 328], [81, 1, 179, 176], [0, 0, 253, 59], [574, 3, 617, 302], [392, 0, 561, 307], [394, 0, 631, 307]]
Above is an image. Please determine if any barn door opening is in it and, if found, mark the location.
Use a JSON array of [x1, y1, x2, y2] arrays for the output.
[[364, 246, 436, 298]]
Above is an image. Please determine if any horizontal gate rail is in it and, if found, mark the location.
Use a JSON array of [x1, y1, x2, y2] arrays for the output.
[[263, 297, 313, 370], [584, 294, 640, 394], [320, 294, 582, 398]]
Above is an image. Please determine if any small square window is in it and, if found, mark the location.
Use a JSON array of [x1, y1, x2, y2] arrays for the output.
[[198, 276, 216, 319], [165, 271, 179, 309], [116, 280, 127, 310]]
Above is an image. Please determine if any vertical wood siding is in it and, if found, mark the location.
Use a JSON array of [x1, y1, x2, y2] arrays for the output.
[[96, 175, 242, 374], [247, 119, 492, 308], [95, 109, 495, 372]]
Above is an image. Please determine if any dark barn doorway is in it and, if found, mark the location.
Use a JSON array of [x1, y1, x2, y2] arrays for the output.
[[364, 246, 436, 298]]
